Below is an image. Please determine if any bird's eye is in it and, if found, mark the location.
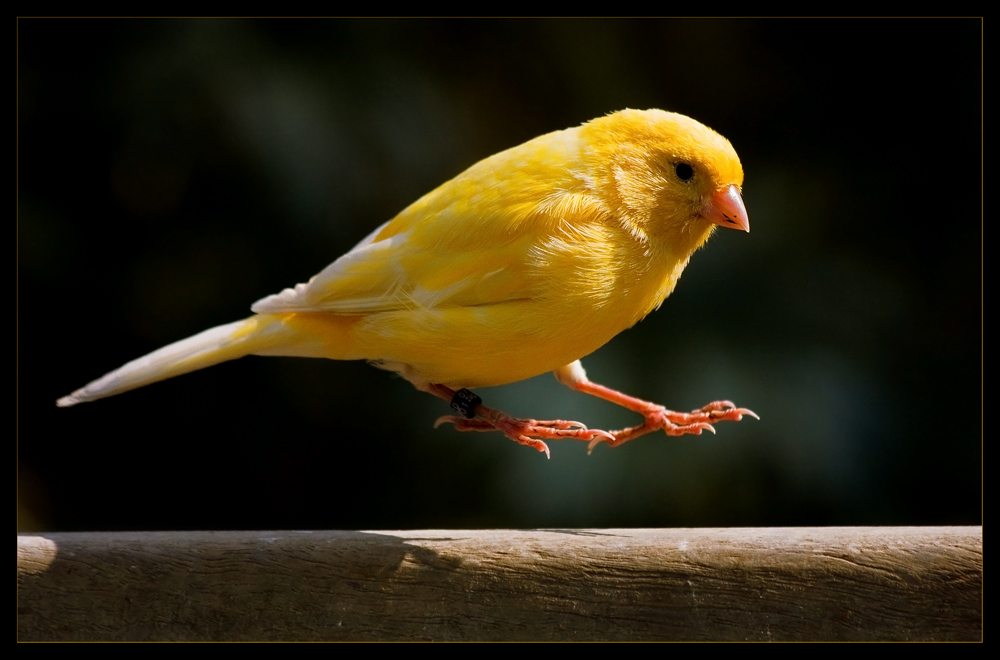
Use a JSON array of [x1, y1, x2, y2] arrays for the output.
[[675, 163, 694, 182]]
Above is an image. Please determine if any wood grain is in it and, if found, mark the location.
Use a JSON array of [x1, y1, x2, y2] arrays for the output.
[[17, 527, 981, 641]]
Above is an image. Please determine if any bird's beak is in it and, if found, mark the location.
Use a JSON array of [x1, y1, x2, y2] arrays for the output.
[[703, 185, 750, 233]]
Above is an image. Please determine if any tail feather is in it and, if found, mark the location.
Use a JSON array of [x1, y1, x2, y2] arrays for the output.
[[57, 317, 267, 407]]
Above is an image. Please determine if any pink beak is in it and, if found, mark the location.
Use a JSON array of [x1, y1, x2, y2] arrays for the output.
[[703, 184, 750, 233]]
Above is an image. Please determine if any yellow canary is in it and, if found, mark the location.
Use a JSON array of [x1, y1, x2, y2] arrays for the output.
[[58, 109, 756, 457]]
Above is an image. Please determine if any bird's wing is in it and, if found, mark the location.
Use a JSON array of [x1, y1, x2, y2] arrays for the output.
[[252, 147, 606, 316]]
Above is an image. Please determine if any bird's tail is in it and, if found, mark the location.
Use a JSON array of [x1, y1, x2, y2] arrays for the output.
[[56, 314, 335, 407]]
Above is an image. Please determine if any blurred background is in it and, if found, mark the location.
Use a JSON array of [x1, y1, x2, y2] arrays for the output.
[[19, 19, 981, 532]]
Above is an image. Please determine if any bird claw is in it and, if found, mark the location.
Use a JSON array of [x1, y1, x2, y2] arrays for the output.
[[435, 414, 614, 459], [431, 383, 756, 457], [690, 400, 760, 421], [585, 401, 759, 452]]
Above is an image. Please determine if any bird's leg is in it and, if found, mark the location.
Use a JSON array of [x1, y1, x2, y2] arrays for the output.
[[553, 361, 758, 452], [422, 383, 613, 459]]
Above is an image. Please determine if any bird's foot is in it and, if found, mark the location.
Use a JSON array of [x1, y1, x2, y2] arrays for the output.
[[587, 400, 758, 452], [424, 384, 613, 458], [435, 412, 614, 459]]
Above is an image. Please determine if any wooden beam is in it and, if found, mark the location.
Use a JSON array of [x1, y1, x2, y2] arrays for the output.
[[17, 527, 981, 641]]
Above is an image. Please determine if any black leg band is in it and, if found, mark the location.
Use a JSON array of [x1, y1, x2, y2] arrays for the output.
[[450, 388, 482, 419]]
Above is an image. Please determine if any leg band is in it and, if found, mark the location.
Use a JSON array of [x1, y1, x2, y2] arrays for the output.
[[450, 388, 482, 419]]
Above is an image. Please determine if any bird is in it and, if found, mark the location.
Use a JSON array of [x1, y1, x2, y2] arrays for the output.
[[57, 108, 757, 458]]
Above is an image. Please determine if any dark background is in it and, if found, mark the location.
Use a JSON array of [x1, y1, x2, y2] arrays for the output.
[[19, 19, 981, 532]]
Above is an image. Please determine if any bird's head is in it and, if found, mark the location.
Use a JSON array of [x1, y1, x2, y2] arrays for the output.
[[583, 109, 749, 251]]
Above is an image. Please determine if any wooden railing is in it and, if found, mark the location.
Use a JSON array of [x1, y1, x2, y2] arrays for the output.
[[17, 527, 981, 641]]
